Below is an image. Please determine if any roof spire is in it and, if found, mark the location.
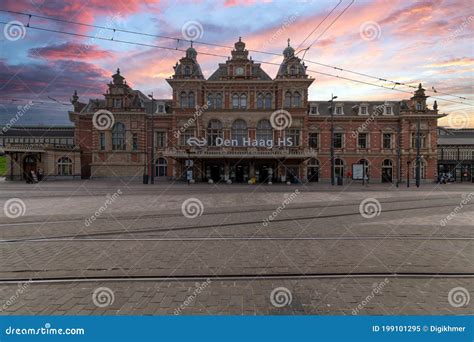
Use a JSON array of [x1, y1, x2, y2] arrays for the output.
[[287, 38, 290, 47]]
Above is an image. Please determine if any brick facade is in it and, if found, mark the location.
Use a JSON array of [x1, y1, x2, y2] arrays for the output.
[[69, 38, 444, 184]]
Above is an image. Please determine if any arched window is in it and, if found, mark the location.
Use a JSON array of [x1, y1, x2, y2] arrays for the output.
[[264, 93, 272, 109], [334, 158, 345, 178], [412, 159, 426, 179], [382, 159, 393, 183], [284, 91, 292, 108], [207, 119, 223, 146], [155, 157, 168, 177], [256, 119, 273, 142], [188, 92, 195, 108], [180, 92, 188, 108], [232, 94, 239, 109], [231, 119, 248, 146], [57, 157, 72, 176], [215, 93, 222, 109], [307, 158, 319, 182], [256, 93, 264, 109], [184, 66, 191, 76], [207, 94, 214, 109], [112, 122, 126, 150], [359, 159, 370, 178], [290, 65, 296, 75], [240, 94, 247, 109], [293, 92, 301, 107]]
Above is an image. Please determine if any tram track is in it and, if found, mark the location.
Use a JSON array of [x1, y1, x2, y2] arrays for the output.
[[2, 201, 472, 243], [0, 272, 473, 285], [0, 195, 467, 227], [1, 235, 473, 244]]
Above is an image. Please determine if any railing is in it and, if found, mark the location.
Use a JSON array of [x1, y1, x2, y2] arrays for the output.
[[3, 143, 78, 152]]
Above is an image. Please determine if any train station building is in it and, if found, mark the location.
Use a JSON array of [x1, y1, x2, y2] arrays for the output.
[[1, 38, 451, 184]]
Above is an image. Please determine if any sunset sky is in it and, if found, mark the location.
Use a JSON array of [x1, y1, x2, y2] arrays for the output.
[[0, 0, 473, 127]]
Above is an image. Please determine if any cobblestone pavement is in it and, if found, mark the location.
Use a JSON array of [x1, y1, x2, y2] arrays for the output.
[[0, 181, 472, 315]]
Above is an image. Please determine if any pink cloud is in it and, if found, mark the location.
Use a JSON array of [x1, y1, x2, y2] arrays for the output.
[[28, 43, 114, 61]]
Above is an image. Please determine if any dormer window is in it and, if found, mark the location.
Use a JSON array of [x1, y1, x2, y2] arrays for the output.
[[114, 98, 122, 108], [158, 105, 164, 113], [180, 92, 188, 108], [360, 106, 368, 115], [293, 92, 301, 107], [285, 91, 292, 108], [310, 105, 318, 115], [416, 102, 422, 111], [335, 105, 343, 115], [290, 65, 296, 75], [385, 106, 393, 115], [184, 66, 191, 76], [188, 92, 195, 108]]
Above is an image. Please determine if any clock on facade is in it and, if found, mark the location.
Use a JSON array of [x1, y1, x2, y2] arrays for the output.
[[235, 67, 244, 76]]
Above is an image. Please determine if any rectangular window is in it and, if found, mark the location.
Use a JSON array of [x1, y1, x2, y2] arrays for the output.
[[180, 129, 195, 146], [286, 129, 300, 146], [308, 133, 318, 148], [114, 98, 122, 108], [385, 106, 392, 115], [155, 131, 167, 148], [360, 106, 368, 115], [333, 133, 343, 148], [310, 106, 318, 115], [411, 132, 427, 148], [132, 133, 138, 151], [383, 133, 392, 149], [335, 106, 343, 115], [358, 133, 367, 149], [99, 132, 105, 150]]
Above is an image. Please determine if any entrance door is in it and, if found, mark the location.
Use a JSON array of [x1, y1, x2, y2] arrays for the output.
[[23, 155, 37, 180], [210, 165, 220, 182], [234, 164, 248, 183], [382, 168, 392, 183], [286, 167, 299, 183]]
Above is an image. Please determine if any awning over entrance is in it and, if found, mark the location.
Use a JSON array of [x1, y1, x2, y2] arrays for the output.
[[163, 147, 316, 159]]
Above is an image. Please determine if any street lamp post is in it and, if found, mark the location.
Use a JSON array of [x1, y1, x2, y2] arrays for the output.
[[415, 116, 421, 188], [149, 93, 155, 184], [329, 94, 338, 186]]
